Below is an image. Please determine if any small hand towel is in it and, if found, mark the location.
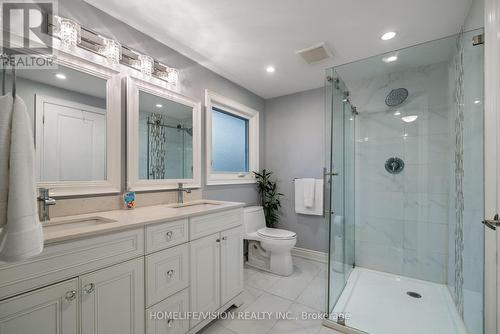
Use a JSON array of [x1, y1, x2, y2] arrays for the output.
[[302, 178, 316, 208], [295, 179, 323, 216], [0, 96, 43, 262]]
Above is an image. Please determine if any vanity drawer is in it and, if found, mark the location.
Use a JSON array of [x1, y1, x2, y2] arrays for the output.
[[0, 228, 144, 300], [146, 288, 189, 334], [146, 244, 189, 307], [189, 209, 243, 240], [145, 219, 188, 253]]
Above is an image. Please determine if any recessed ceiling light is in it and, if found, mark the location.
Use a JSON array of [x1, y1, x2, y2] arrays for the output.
[[381, 31, 397, 41], [383, 55, 398, 63], [266, 66, 275, 73], [55, 73, 66, 80], [402, 115, 418, 123], [474, 99, 481, 104], [394, 111, 401, 116], [156, 103, 163, 108]]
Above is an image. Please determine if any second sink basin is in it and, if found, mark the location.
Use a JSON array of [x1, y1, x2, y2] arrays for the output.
[[168, 200, 222, 209], [43, 217, 117, 233]]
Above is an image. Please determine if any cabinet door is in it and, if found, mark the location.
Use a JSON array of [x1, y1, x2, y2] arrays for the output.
[[220, 226, 244, 305], [189, 233, 220, 328], [0, 278, 78, 334], [81, 258, 144, 334]]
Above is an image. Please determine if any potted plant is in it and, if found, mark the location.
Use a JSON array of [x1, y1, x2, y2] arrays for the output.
[[253, 169, 283, 228]]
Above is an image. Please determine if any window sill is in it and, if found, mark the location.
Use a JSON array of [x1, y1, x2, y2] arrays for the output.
[[206, 178, 257, 186]]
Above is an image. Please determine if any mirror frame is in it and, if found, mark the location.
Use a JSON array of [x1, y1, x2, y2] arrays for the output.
[[126, 76, 202, 191], [35, 48, 122, 197]]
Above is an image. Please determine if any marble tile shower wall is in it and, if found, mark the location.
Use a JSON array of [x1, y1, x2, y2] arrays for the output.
[[352, 62, 452, 283]]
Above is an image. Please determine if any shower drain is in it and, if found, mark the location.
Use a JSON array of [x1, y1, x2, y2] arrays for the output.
[[406, 291, 422, 299]]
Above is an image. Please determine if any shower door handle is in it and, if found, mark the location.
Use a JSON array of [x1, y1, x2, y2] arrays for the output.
[[323, 168, 337, 217]]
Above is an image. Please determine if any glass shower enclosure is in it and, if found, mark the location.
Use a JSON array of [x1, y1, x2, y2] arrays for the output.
[[325, 29, 485, 334]]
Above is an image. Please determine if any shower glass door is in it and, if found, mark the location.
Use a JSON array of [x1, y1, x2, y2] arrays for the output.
[[325, 29, 485, 334], [325, 72, 356, 315]]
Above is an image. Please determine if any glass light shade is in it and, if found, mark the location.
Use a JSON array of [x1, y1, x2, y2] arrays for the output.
[[166, 68, 179, 85], [157, 67, 179, 86], [99, 38, 122, 64], [137, 54, 154, 76], [54, 16, 81, 48]]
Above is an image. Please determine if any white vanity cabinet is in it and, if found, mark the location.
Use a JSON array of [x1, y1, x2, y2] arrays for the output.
[[80, 257, 144, 334], [0, 278, 79, 334], [0, 205, 244, 334], [190, 233, 221, 326], [220, 227, 244, 305], [189, 224, 243, 329]]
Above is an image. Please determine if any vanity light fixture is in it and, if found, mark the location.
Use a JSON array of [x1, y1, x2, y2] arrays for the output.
[[157, 66, 179, 86], [383, 55, 398, 63], [402, 115, 418, 123], [381, 31, 397, 41], [55, 73, 67, 80], [266, 66, 276, 73], [99, 38, 122, 65], [137, 54, 154, 76], [166, 68, 179, 85], [49, 15, 181, 86], [53, 16, 81, 48]]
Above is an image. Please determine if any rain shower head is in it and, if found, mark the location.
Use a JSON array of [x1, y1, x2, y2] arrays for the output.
[[385, 88, 408, 107]]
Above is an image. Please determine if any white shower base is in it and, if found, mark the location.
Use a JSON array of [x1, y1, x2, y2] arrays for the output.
[[332, 267, 467, 334]]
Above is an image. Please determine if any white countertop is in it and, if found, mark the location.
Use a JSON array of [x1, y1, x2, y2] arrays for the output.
[[43, 200, 245, 245]]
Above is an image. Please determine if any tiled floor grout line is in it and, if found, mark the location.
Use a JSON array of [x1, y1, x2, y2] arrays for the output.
[[211, 258, 329, 334]]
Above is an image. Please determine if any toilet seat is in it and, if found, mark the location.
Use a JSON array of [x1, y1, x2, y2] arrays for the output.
[[257, 228, 296, 240]]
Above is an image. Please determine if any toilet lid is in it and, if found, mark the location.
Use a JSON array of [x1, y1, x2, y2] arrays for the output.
[[257, 228, 296, 240]]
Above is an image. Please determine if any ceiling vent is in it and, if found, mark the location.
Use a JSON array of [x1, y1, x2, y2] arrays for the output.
[[296, 42, 332, 64]]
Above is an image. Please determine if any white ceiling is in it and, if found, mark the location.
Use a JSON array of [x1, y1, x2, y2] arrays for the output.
[[84, 0, 473, 99]]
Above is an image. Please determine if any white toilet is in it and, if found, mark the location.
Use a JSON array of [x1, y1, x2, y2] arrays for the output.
[[243, 206, 297, 276]]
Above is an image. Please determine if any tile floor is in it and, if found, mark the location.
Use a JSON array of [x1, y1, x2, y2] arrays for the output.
[[198, 256, 342, 334]]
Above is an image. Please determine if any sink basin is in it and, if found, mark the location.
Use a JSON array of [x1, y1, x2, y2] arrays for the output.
[[168, 201, 222, 209], [43, 217, 116, 232]]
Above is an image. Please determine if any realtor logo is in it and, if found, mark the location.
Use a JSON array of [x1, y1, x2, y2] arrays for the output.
[[2, 1, 53, 54]]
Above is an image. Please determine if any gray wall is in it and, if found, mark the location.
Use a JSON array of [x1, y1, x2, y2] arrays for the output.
[[59, 0, 265, 205], [264, 88, 327, 252]]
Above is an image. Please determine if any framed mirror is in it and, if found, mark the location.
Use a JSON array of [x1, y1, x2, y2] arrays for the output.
[[126, 76, 201, 191], [11, 51, 121, 196]]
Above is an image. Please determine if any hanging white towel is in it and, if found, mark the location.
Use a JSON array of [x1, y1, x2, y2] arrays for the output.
[[295, 178, 323, 216], [302, 178, 316, 208], [0, 95, 43, 262]]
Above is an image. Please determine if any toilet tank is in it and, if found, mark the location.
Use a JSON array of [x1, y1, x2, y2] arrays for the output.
[[243, 206, 266, 234]]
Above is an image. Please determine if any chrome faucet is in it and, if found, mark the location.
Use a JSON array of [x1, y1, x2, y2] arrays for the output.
[[37, 188, 56, 222], [177, 183, 191, 204]]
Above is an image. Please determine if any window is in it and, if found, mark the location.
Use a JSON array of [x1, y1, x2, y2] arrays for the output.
[[205, 90, 259, 185]]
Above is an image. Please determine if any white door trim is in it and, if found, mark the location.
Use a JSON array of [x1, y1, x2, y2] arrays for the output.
[[484, 0, 499, 333]]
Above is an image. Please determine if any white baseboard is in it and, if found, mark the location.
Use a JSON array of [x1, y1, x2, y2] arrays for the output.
[[291, 247, 327, 263]]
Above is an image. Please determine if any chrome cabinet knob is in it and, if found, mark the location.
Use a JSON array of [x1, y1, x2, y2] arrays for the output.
[[83, 283, 95, 294], [167, 318, 173, 327], [65, 290, 77, 301], [165, 231, 173, 240], [216, 238, 221, 243], [221, 236, 227, 241], [166, 269, 174, 278]]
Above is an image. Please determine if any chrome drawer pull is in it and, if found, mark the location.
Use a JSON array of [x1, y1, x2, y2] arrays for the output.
[[167, 318, 173, 327], [83, 283, 95, 294], [65, 290, 77, 301], [166, 269, 174, 278], [165, 231, 173, 240]]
